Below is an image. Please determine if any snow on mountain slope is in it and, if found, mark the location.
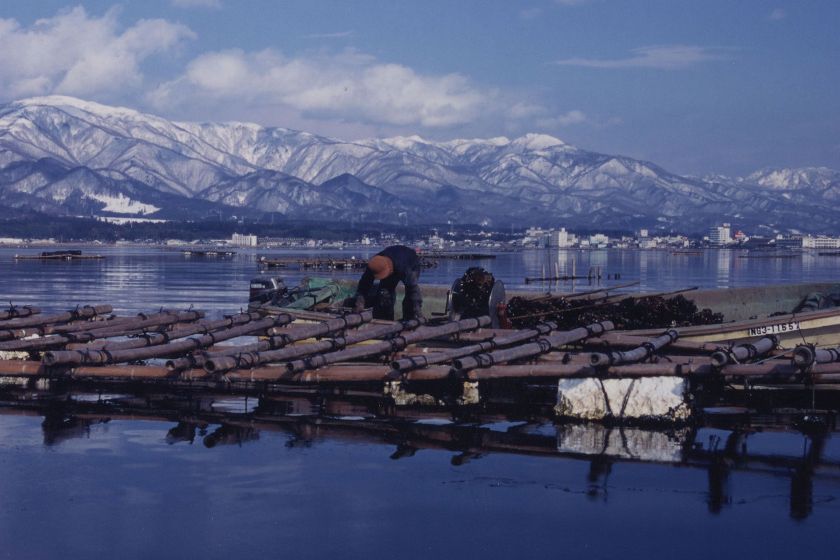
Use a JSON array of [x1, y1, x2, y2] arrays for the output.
[[0, 96, 839, 231]]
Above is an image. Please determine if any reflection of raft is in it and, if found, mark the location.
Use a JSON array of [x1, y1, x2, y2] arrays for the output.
[[0, 389, 834, 520]]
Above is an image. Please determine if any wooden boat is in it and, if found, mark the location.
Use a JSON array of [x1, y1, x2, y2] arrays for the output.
[[628, 306, 840, 346]]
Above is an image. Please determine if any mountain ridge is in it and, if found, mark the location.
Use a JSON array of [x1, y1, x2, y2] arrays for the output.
[[0, 95, 838, 233]]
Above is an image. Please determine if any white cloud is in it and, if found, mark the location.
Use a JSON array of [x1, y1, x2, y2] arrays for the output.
[[537, 110, 587, 128], [555, 45, 728, 70], [171, 0, 222, 8], [304, 30, 355, 39], [509, 102, 546, 119], [507, 103, 588, 132], [0, 7, 194, 99], [768, 8, 786, 21], [149, 48, 489, 128]]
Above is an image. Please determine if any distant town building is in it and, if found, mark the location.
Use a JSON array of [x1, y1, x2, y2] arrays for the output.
[[802, 235, 840, 250], [774, 235, 803, 249], [638, 229, 649, 238], [547, 228, 574, 248], [589, 233, 609, 248], [709, 223, 732, 246], [428, 234, 445, 249], [525, 226, 548, 238], [231, 233, 258, 247]]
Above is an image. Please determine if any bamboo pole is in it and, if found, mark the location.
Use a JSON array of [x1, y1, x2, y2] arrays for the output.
[[68, 312, 262, 352], [710, 336, 777, 368], [464, 362, 714, 380], [71, 364, 173, 379], [63, 309, 204, 338], [170, 310, 376, 372], [0, 305, 113, 340], [0, 315, 141, 341], [288, 316, 492, 374], [453, 321, 614, 371], [0, 306, 39, 321], [0, 304, 112, 329], [590, 333, 726, 353], [0, 310, 207, 352], [43, 314, 293, 366], [793, 345, 840, 367], [202, 319, 416, 374], [590, 329, 678, 367], [389, 320, 560, 376], [0, 360, 50, 376], [263, 310, 374, 345]]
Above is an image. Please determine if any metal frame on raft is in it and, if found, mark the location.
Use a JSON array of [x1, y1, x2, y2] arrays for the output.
[[2, 303, 840, 423]]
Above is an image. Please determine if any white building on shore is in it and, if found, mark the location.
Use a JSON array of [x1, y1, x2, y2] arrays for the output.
[[802, 235, 840, 250], [231, 233, 258, 247], [547, 228, 575, 248], [709, 223, 732, 246]]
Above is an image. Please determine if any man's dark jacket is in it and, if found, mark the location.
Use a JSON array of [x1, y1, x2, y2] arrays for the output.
[[355, 245, 423, 320]]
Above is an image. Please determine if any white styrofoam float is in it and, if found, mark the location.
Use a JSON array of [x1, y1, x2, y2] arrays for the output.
[[555, 376, 691, 421]]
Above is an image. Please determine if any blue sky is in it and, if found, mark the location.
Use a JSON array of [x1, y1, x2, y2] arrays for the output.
[[0, 0, 838, 176]]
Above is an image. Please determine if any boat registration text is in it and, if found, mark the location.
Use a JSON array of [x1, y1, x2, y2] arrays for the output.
[[748, 321, 801, 337]]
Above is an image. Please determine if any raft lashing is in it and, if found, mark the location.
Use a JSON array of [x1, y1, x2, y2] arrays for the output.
[[1, 302, 840, 424]]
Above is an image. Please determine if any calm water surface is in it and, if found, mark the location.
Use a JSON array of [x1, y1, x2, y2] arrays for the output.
[[1, 246, 839, 559], [3, 245, 840, 315]]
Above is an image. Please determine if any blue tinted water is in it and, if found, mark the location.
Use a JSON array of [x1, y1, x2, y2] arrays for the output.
[[1, 246, 839, 559], [3, 246, 840, 315]]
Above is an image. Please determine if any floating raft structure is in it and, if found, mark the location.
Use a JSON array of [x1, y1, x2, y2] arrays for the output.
[[258, 256, 369, 271], [420, 252, 496, 260], [182, 250, 236, 257], [3, 299, 840, 424], [258, 256, 438, 270], [14, 250, 104, 261]]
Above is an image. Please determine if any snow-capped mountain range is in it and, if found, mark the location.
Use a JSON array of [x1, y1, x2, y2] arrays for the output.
[[1, 95, 838, 232]]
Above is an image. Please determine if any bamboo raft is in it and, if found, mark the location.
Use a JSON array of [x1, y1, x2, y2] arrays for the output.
[[14, 250, 104, 261], [258, 256, 368, 271], [183, 250, 236, 257], [421, 252, 496, 260], [2, 300, 840, 422], [258, 256, 438, 270]]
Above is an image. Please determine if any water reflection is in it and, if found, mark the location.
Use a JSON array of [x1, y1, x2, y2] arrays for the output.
[[3, 388, 837, 522], [6, 247, 840, 316]]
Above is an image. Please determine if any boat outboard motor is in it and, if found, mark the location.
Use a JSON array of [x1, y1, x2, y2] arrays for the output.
[[249, 277, 287, 308], [446, 267, 506, 328]]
